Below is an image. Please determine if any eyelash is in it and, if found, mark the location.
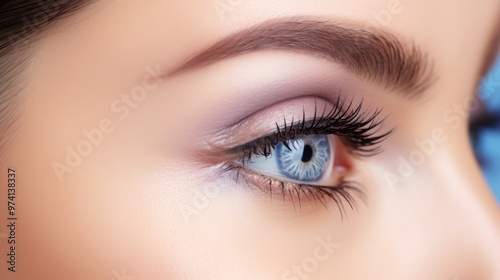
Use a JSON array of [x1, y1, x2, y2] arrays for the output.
[[227, 96, 393, 160], [221, 97, 393, 217], [222, 165, 366, 220]]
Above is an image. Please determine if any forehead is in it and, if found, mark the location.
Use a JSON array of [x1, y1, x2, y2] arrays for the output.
[[38, 0, 498, 101], [58, 1, 497, 65]]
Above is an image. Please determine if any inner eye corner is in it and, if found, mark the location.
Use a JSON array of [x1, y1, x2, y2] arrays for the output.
[[328, 135, 354, 176]]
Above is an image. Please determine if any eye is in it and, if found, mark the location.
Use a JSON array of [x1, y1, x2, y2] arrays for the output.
[[240, 135, 335, 185], [218, 97, 393, 216]]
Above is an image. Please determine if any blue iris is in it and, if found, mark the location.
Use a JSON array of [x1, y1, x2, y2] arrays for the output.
[[275, 135, 330, 182]]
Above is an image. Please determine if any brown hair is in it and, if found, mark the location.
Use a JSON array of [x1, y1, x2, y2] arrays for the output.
[[0, 0, 92, 156]]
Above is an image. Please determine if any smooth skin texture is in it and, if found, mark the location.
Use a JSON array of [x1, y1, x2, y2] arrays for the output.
[[1, 0, 500, 279]]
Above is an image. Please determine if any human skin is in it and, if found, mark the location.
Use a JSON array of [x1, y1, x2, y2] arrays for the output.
[[0, 0, 500, 279]]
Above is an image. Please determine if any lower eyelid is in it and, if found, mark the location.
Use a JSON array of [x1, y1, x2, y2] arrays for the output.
[[222, 164, 366, 217]]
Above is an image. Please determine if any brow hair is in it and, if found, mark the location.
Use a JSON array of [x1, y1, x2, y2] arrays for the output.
[[0, 0, 93, 159], [174, 18, 437, 98]]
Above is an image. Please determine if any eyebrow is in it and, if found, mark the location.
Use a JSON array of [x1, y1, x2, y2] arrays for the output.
[[172, 18, 436, 98]]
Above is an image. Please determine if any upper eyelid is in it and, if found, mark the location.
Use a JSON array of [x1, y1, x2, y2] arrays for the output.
[[224, 100, 394, 159], [204, 96, 335, 147]]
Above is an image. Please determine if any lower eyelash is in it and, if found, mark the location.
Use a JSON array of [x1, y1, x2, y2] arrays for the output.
[[221, 164, 366, 220]]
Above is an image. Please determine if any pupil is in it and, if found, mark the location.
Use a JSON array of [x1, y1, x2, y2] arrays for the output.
[[301, 144, 313, 162]]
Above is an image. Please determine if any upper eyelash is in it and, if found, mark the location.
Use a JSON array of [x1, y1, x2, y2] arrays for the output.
[[226, 96, 394, 161]]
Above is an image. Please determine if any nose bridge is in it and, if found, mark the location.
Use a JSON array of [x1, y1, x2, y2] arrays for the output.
[[427, 146, 500, 277]]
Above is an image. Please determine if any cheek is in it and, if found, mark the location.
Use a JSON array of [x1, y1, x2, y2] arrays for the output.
[[140, 161, 366, 279], [347, 122, 491, 274], [12, 125, 158, 277], [10, 83, 182, 277]]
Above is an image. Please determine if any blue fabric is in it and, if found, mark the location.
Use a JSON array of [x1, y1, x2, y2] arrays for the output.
[[476, 55, 500, 201]]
